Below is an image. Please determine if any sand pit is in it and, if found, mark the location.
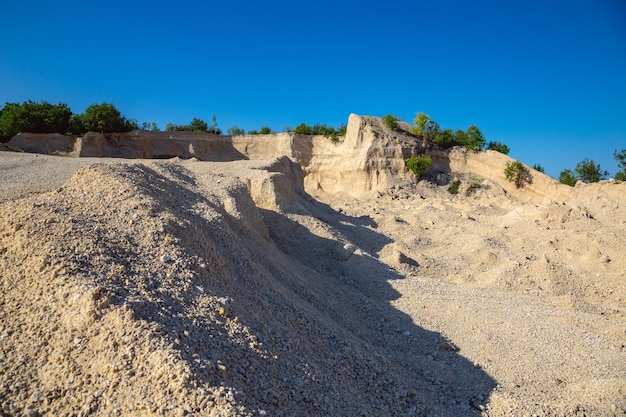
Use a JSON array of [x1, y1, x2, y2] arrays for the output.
[[1, 116, 625, 416]]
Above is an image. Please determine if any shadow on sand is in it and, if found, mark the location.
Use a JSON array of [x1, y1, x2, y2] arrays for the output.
[[103, 162, 496, 416]]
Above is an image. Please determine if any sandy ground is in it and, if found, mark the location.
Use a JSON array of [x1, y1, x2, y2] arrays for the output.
[[0, 151, 625, 416]]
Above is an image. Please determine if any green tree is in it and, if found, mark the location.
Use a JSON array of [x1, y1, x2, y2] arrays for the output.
[[294, 123, 313, 135], [68, 114, 85, 135], [559, 169, 577, 186], [614, 149, 626, 181], [165, 122, 179, 132], [486, 141, 510, 154], [207, 115, 221, 134], [575, 158, 608, 183], [455, 130, 468, 147], [412, 112, 440, 140], [463, 125, 486, 151], [80, 102, 133, 133], [504, 161, 532, 188], [532, 164, 545, 173], [150, 122, 159, 132], [189, 118, 209, 132], [259, 126, 272, 134], [0, 100, 72, 136], [337, 123, 347, 136], [434, 129, 459, 148]]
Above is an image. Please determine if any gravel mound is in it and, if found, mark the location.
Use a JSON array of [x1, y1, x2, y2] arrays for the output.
[[0, 160, 494, 416], [1, 153, 624, 416]]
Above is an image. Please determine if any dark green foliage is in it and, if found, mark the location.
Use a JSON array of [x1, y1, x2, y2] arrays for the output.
[[189, 118, 209, 132], [68, 114, 85, 135], [406, 155, 432, 178], [227, 126, 246, 135], [504, 161, 532, 188], [294, 122, 346, 143], [414, 112, 488, 152], [615, 149, 626, 171], [434, 129, 459, 149], [487, 141, 510, 154], [614, 149, 626, 181], [455, 130, 468, 147], [532, 164, 545, 173], [463, 125, 485, 151], [0, 100, 72, 137], [259, 126, 272, 134], [575, 158, 608, 183], [382, 114, 400, 131], [447, 179, 460, 194], [337, 123, 347, 136], [164, 122, 179, 132], [80, 102, 135, 133], [294, 123, 312, 135], [559, 169, 577, 186], [165, 116, 221, 134]]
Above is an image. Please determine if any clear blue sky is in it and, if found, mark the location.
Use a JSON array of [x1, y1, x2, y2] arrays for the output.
[[1, 0, 624, 179]]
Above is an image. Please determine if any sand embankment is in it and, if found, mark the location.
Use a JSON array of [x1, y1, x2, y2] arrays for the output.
[[1, 115, 625, 416]]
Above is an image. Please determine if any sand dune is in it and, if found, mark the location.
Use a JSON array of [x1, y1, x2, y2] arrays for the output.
[[1, 116, 624, 416]]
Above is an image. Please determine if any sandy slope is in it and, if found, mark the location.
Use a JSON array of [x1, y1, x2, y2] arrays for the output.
[[0, 149, 625, 417]]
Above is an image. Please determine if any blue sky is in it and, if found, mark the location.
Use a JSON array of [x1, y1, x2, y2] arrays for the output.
[[1, 0, 624, 179]]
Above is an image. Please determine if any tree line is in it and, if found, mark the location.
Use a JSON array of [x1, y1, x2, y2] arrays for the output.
[[2, 101, 624, 183], [384, 112, 511, 155], [394, 112, 625, 184], [0, 100, 347, 140]]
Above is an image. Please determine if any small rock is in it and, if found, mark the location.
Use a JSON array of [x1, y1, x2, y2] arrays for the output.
[[32, 390, 44, 402], [160, 255, 171, 263]]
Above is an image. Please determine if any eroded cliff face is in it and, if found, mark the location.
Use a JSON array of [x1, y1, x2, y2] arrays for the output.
[[6, 115, 623, 204]]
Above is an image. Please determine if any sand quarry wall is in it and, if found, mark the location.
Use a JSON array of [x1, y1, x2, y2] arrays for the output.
[[6, 114, 616, 203]]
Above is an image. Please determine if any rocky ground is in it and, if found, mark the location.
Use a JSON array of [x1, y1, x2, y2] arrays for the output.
[[0, 152, 624, 416]]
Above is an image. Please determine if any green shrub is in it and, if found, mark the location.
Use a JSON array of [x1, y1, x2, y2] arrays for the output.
[[434, 129, 461, 149], [382, 114, 400, 131], [448, 179, 460, 194], [259, 126, 272, 134], [227, 126, 246, 135], [504, 161, 532, 188], [559, 169, 577, 186], [465, 175, 481, 196], [406, 155, 432, 178], [532, 164, 545, 173], [165, 115, 221, 134], [487, 141, 510, 154], [614, 149, 626, 181], [294, 122, 345, 143]]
